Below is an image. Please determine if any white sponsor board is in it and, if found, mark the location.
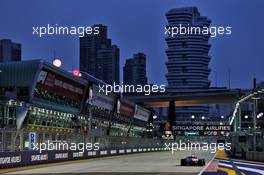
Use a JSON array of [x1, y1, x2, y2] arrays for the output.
[[88, 151, 97, 156], [55, 153, 68, 159], [110, 150, 117, 154], [119, 149, 125, 153], [0, 156, 21, 165], [31, 154, 48, 161], [100, 150, 108, 155], [73, 152, 84, 158], [134, 105, 150, 122]]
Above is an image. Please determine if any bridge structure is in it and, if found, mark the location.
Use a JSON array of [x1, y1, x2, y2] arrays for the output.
[[124, 88, 249, 125], [124, 88, 248, 108]]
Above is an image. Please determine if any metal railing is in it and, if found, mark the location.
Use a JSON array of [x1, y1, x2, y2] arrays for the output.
[[0, 128, 165, 152]]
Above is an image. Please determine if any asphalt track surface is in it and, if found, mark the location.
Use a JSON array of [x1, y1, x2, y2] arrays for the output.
[[3, 150, 214, 175]]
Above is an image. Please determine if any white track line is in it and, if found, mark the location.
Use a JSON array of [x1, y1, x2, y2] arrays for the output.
[[220, 159, 264, 168], [198, 153, 216, 175], [219, 162, 264, 175], [219, 162, 232, 168]]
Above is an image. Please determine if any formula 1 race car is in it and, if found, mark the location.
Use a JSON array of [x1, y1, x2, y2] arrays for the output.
[[181, 155, 205, 166]]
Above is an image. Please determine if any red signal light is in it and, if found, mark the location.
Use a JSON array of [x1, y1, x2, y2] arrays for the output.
[[72, 70, 82, 77]]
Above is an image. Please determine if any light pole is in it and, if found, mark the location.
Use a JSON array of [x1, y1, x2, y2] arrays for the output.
[[234, 112, 237, 132], [238, 107, 241, 131], [87, 87, 96, 142], [252, 97, 259, 151]]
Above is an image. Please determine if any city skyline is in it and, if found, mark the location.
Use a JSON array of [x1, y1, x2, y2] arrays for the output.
[[80, 24, 120, 84], [0, 0, 263, 89], [123, 52, 148, 85], [1, 1, 264, 172], [0, 39, 21, 62]]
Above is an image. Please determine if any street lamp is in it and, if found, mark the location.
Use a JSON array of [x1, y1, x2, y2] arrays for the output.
[[252, 96, 260, 152], [191, 115, 195, 119], [257, 112, 263, 119], [153, 115, 158, 120], [201, 116, 205, 120], [221, 115, 224, 119], [245, 115, 249, 119], [53, 59, 62, 67]]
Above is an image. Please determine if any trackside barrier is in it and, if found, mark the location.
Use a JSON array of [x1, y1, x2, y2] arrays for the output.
[[0, 147, 167, 169], [246, 151, 264, 162]]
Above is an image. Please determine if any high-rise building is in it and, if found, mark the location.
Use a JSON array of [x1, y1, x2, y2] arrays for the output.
[[80, 24, 119, 84], [0, 39, 21, 63], [123, 52, 148, 85], [97, 45, 119, 84], [165, 7, 211, 121]]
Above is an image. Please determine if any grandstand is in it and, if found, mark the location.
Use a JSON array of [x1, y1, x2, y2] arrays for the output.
[[0, 60, 154, 152]]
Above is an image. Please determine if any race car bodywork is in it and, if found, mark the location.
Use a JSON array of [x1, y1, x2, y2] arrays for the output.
[[181, 155, 205, 166]]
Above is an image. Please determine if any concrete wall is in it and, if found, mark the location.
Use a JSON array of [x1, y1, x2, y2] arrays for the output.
[[246, 151, 264, 162]]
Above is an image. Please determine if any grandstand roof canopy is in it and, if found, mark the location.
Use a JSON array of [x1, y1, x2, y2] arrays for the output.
[[0, 59, 87, 87]]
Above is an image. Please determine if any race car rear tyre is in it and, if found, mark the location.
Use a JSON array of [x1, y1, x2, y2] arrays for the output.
[[198, 159, 205, 166], [181, 160, 186, 166]]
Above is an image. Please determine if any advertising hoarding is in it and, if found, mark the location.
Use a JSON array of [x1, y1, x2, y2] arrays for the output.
[[134, 105, 150, 122], [36, 69, 85, 102], [117, 99, 134, 117], [87, 85, 116, 111]]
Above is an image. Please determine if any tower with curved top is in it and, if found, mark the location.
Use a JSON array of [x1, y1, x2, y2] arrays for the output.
[[165, 7, 211, 121]]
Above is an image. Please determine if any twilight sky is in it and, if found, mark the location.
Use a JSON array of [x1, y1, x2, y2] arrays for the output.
[[0, 0, 263, 89]]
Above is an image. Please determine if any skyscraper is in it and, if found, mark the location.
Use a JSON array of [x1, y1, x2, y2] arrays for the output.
[[123, 52, 148, 85], [97, 45, 120, 84], [80, 24, 119, 84], [0, 39, 21, 63], [165, 7, 211, 121]]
